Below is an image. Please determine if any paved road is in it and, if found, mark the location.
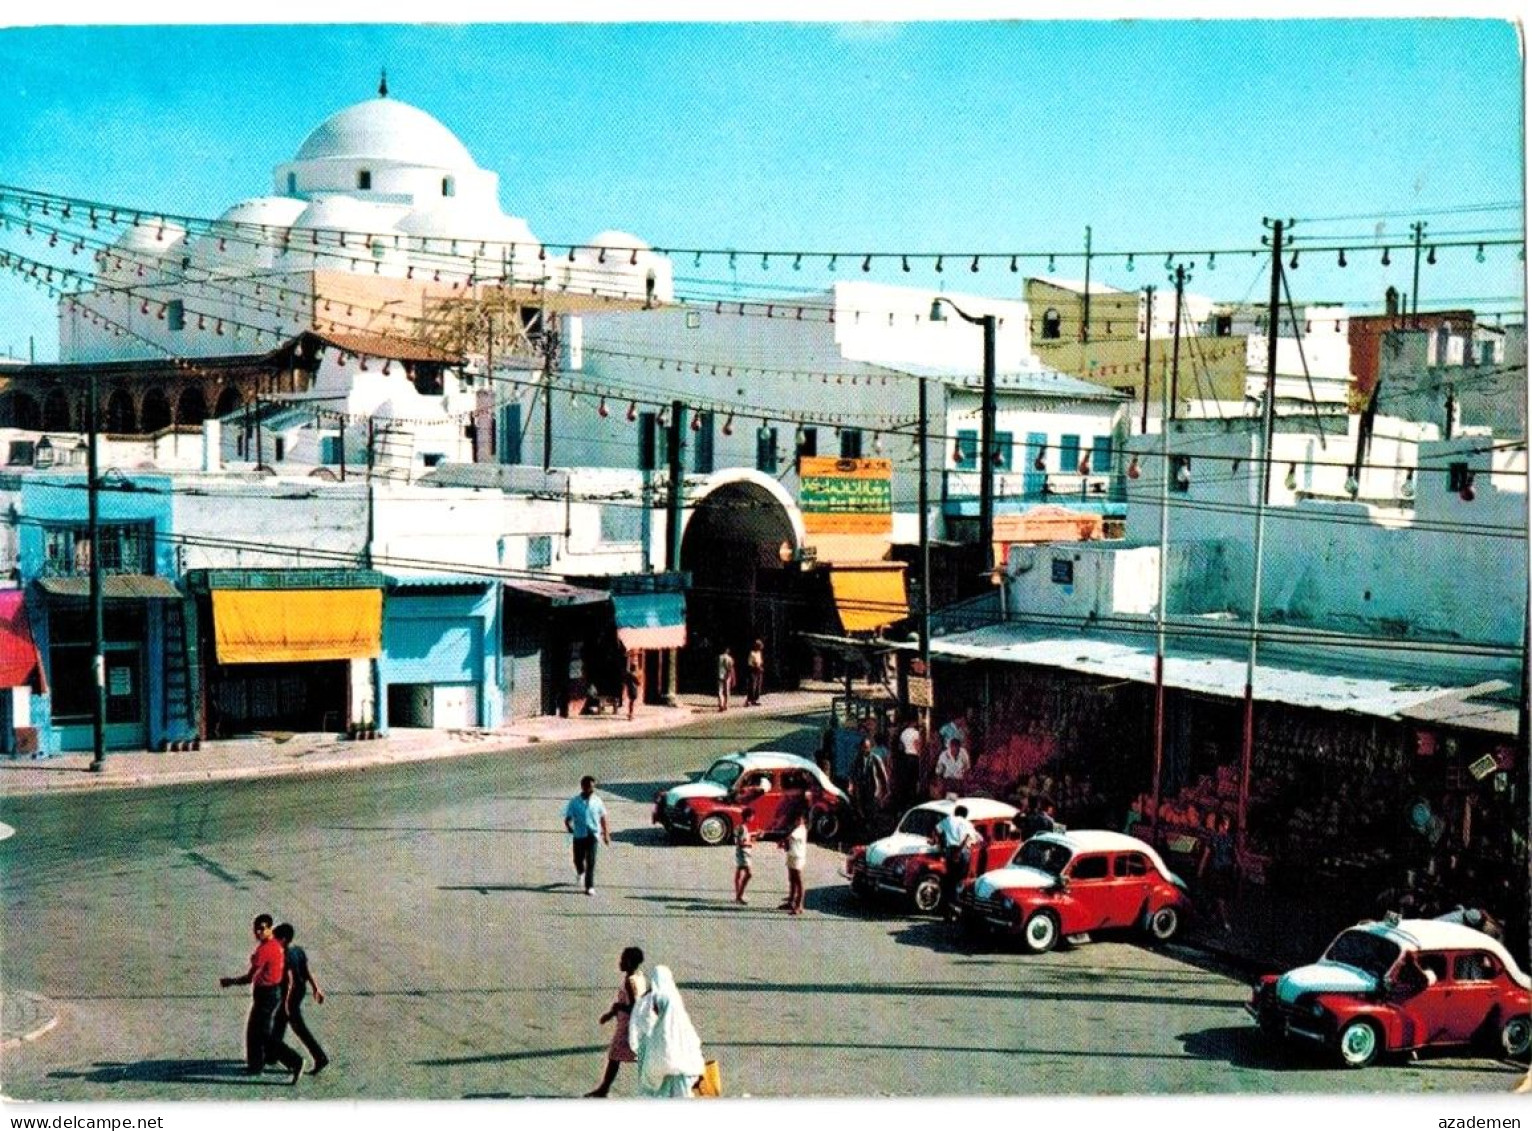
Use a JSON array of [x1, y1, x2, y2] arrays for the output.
[[0, 705, 1520, 1100]]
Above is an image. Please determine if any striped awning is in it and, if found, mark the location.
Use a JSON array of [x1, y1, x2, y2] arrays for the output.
[[613, 590, 687, 650]]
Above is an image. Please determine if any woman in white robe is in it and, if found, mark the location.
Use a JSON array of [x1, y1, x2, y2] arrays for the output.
[[628, 965, 706, 1098]]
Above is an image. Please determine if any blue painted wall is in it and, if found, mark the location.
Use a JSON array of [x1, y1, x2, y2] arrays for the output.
[[380, 584, 502, 730]]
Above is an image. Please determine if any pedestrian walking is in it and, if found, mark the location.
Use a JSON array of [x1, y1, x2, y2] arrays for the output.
[[585, 946, 649, 1097], [564, 775, 612, 895], [931, 804, 981, 920], [716, 647, 736, 711], [744, 639, 765, 705], [779, 810, 808, 915], [733, 808, 755, 905], [850, 737, 890, 825], [623, 659, 642, 720], [217, 912, 304, 1084], [1198, 813, 1238, 932], [272, 923, 330, 1076], [628, 965, 707, 1098]]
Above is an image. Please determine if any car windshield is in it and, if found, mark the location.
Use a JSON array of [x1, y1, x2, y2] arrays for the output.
[[1323, 929, 1403, 978], [1013, 839, 1072, 876], [703, 760, 744, 789], [897, 809, 945, 838]]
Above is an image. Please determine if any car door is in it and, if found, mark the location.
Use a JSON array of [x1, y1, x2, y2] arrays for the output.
[[1442, 952, 1505, 1043], [739, 770, 788, 835], [1060, 853, 1113, 932], [1108, 851, 1155, 925], [1394, 952, 1455, 1047]]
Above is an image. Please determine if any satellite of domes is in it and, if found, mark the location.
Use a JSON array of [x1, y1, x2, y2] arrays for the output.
[[61, 78, 673, 364]]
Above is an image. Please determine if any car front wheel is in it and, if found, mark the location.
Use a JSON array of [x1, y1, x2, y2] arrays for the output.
[[912, 873, 944, 914], [696, 813, 732, 847], [1498, 1014, 1531, 1061], [1146, 905, 1181, 944], [1336, 1018, 1382, 1068], [1021, 909, 1060, 954]]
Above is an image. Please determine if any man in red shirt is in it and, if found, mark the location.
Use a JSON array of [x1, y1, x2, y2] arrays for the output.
[[219, 913, 304, 1083]]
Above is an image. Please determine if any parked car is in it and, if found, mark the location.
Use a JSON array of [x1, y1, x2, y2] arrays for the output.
[[652, 751, 851, 846], [1247, 916, 1531, 1068], [845, 798, 1021, 914], [957, 829, 1190, 951]]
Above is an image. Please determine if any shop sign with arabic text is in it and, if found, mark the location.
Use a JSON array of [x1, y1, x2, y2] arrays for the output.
[[799, 457, 893, 533]]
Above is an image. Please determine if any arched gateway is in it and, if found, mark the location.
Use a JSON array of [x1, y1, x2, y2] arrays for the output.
[[677, 471, 807, 693]]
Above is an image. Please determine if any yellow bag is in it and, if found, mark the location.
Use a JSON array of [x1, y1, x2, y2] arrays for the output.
[[693, 1059, 722, 1098]]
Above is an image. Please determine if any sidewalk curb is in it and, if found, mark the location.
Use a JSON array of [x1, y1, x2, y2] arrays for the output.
[[0, 691, 833, 798]]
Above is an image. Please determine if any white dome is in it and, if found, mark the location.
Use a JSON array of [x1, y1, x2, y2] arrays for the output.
[[112, 218, 188, 254], [584, 229, 651, 256], [291, 196, 403, 236], [218, 196, 308, 229], [295, 97, 476, 170], [396, 207, 538, 247]]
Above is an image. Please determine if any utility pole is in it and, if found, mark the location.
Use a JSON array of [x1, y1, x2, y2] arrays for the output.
[[86, 368, 106, 772], [664, 400, 685, 704], [977, 313, 997, 573], [1169, 266, 1189, 421], [1140, 285, 1155, 434], [917, 373, 931, 671], [1235, 217, 1290, 858], [541, 300, 556, 472], [1080, 226, 1093, 344], [1409, 221, 1427, 327]]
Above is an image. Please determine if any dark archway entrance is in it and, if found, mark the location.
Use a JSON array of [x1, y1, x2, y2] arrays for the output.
[[678, 480, 801, 694]]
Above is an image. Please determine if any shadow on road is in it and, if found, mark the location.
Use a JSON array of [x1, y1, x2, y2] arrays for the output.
[[1178, 1025, 1320, 1071], [610, 826, 671, 847], [438, 882, 589, 896], [47, 1060, 294, 1087], [418, 1043, 604, 1068]]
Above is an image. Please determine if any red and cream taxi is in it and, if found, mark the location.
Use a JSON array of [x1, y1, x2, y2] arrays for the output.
[[844, 798, 1021, 914], [1248, 916, 1531, 1068], [652, 751, 851, 846], [957, 829, 1190, 951]]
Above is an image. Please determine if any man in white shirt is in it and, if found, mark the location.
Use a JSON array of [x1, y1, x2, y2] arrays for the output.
[[934, 737, 970, 798], [931, 804, 981, 920], [897, 717, 923, 804]]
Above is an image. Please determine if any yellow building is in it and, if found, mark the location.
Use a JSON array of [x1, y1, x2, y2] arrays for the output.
[[1024, 278, 1249, 416]]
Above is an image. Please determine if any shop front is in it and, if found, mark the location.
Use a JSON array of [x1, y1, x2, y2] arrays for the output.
[[35, 574, 188, 753], [923, 628, 1527, 963], [190, 569, 386, 736], [501, 577, 610, 719], [381, 574, 499, 730]]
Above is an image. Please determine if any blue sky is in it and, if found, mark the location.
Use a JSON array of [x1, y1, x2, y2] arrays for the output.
[[0, 18, 1524, 360]]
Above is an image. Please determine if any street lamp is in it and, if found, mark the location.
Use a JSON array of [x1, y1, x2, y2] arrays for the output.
[[929, 297, 998, 571]]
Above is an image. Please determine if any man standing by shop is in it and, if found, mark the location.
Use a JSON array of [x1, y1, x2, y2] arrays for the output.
[[932, 804, 981, 921], [218, 913, 304, 1084], [565, 775, 612, 896]]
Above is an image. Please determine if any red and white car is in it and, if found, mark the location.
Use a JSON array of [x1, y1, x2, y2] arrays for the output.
[[1248, 917, 1531, 1068], [652, 751, 851, 846], [957, 829, 1190, 951], [844, 798, 1020, 915]]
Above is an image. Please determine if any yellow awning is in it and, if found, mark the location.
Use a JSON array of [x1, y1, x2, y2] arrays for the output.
[[212, 589, 382, 664], [828, 564, 908, 634]]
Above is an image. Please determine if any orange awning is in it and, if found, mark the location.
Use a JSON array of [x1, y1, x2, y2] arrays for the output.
[[828, 563, 908, 634], [212, 589, 382, 664]]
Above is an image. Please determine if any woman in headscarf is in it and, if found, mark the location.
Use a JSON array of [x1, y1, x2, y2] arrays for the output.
[[627, 965, 706, 1098]]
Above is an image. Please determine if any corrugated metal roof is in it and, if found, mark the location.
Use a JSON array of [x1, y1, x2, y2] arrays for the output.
[[39, 575, 182, 600], [927, 623, 1468, 721], [382, 570, 494, 590], [894, 362, 1128, 401], [503, 578, 609, 607]]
